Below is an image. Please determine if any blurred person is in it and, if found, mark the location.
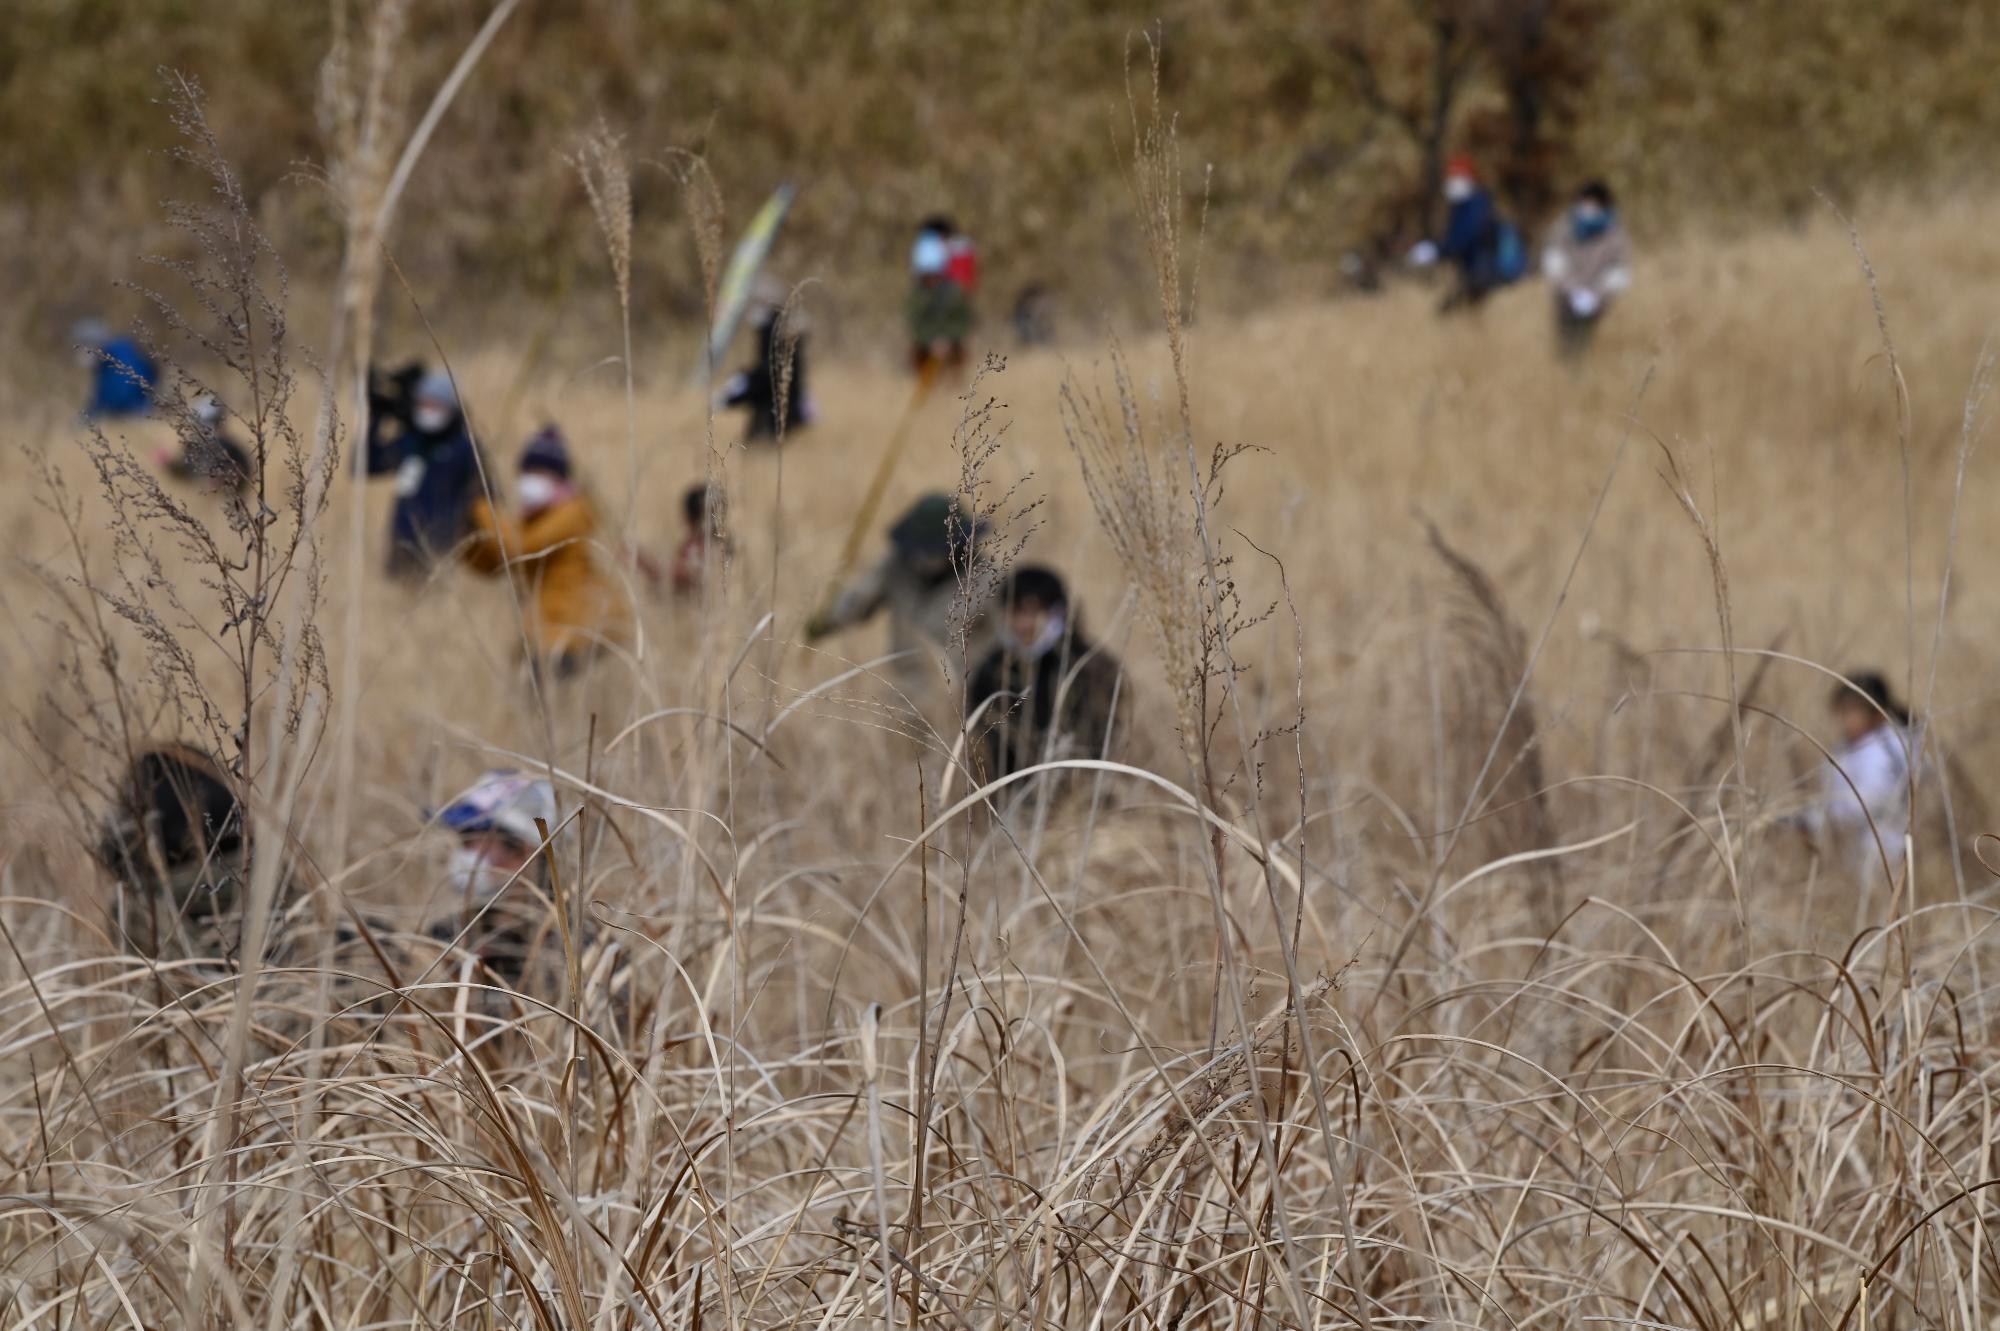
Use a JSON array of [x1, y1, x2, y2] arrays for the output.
[[907, 222, 973, 376], [158, 393, 251, 495], [1541, 180, 1633, 358], [95, 743, 247, 952], [73, 318, 158, 420], [1796, 671, 1917, 880], [1339, 249, 1385, 296], [430, 769, 558, 985], [928, 214, 981, 296], [718, 278, 812, 441], [1011, 282, 1056, 347], [671, 480, 729, 596], [967, 565, 1123, 786], [1407, 156, 1526, 310], [463, 425, 630, 679], [366, 368, 482, 578], [366, 360, 428, 452], [807, 491, 994, 685]]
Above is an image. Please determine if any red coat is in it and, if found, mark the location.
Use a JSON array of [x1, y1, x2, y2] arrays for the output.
[[946, 237, 980, 294]]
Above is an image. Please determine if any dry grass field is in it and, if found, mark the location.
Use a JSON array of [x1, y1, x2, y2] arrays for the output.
[[4, 141, 2000, 1326]]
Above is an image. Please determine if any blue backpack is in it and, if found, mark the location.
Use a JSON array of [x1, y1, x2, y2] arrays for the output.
[[1492, 219, 1528, 284]]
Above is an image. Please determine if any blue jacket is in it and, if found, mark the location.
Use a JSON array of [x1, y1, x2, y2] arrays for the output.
[[366, 410, 482, 574], [1440, 190, 1498, 271], [88, 337, 157, 418]]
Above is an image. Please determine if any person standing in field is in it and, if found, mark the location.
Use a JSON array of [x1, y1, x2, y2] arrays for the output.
[[807, 491, 994, 687], [1541, 180, 1633, 358], [73, 318, 158, 420], [719, 278, 812, 442], [463, 426, 629, 679], [907, 219, 974, 376], [367, 369, 483, 578], [1407, 156, 1526, 310], [967, 565, 1123, 787]]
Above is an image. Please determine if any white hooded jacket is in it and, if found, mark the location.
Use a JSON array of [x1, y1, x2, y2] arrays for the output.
[[1814, 721, 1914, 874]]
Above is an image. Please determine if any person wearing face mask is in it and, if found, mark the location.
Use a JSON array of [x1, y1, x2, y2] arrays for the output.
[[1541, 180, 1633, 359], [366, 369, 483, 577], [1406, 156, 1525, 310], [432, 769, 558, 984], [463, 426, 631, 679], [966, 564, 1124, 788], [806, 491, 995, 695]]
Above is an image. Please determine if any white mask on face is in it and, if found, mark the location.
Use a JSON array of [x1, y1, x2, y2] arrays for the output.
[[1005, 607, 1068, 660], [1444, 176, 1475, 203], [412, 403, 454, 434], [447, 847, 512, 899], [517, 472, 561, 513]]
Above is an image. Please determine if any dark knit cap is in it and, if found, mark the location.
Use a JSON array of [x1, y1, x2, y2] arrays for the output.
[[1004, 564, 1068, 609], [519, 426, 572, 478]]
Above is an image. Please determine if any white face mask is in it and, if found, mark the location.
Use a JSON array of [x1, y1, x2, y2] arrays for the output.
[[517, 472, 562, 512], [1005, 607, 1068, 660], [412, 403, 454, 434], [447, 847, 512, 899], [1444, 176, 1475, 203]]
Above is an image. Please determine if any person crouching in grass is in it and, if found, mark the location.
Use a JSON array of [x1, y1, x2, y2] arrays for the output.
[[967, 565, 1124, 798], [430, 769, 559, 987], [463, 426, 632, 682]]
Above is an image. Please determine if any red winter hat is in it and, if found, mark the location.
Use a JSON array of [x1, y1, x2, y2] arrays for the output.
[[1445, 153, 1478, 182]]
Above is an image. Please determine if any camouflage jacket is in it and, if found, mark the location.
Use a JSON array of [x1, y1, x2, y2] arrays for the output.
[[823, 552, 996, 686]]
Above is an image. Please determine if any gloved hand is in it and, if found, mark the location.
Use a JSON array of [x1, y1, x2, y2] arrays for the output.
[[1568, 288, 1602, 318], [714, 372, 750, 410], [1406, 240, 1440, 268]]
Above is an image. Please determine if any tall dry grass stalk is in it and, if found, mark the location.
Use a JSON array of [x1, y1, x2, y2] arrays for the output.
[[570, 119, 638, 541], [320, 0, 523, 868], [1062, 46, 1380, 1328], [20, 74, 340, 1320], [317, 0, 406, 870]]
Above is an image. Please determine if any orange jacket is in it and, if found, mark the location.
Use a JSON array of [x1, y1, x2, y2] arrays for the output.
[[466, 494, 630, 660]]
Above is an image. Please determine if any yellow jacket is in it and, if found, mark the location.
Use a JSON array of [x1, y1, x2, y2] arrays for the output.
[[466, 494, 630, 660]]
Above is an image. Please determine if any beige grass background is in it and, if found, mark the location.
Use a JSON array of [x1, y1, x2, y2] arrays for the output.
[[3, 190, 1999, 1326]]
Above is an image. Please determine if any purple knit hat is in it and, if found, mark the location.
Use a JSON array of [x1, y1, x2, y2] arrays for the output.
[[519, 426, 572, 478]]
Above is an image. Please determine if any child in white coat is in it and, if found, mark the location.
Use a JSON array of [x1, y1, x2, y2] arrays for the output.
[[1807, 671, 1916, 882]]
